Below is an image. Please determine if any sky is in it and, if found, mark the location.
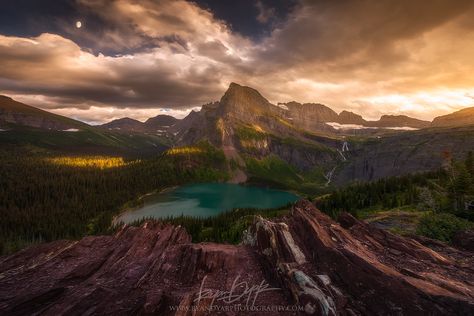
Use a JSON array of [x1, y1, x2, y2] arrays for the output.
[[1, 0, 474, 124]]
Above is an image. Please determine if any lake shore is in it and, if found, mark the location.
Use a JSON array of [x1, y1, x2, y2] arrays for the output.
[[111, 185, 178, 226], [113, 183, 299, 225]]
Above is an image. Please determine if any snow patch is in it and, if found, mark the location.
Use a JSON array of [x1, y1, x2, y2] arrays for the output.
[[385, 126, 419, 131], [326, 122, 376, 130], [63, 128, 80, 132], [326, 122, 419, 131], [277, 104, 289, 110]]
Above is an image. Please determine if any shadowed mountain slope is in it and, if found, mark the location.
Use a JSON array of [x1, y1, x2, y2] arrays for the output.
[[0, 95, 87, 130]]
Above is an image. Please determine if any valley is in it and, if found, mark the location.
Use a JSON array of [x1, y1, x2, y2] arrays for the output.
[[1, 83, 474, 253]]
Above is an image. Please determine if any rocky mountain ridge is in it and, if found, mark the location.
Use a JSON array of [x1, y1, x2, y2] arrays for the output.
[[0, 200, 472, 315], [3, 86, 474, 134], [100, 115, 178, 134], [2, 85, 474, 184], [281, 102, 430, 129]]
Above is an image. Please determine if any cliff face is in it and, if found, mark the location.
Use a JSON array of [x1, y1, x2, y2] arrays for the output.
[[337, 111, 367, 125], [1, 201, 472, 315], [334, 125, 474, 184], [283, 102, 339, 132]]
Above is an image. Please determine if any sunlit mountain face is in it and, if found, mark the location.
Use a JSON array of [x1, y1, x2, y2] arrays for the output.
[[1, 0, 474, 124]]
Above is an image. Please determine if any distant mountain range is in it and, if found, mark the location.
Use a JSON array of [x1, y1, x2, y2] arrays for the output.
[[96, 84, 474, 133], [2, 85, 473, 134], [0, 95, 169, 156], [2, 83, 474, 184], [100, 115, 178, 134], [279, 102, 431, 130]]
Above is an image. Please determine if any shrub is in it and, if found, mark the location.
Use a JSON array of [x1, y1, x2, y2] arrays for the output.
[[416, 213, 473, 243]]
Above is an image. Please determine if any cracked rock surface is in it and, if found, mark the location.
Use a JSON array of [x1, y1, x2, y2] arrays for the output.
[[1, 200, 473, 315]]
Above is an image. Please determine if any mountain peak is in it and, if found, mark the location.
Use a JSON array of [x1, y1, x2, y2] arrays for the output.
[[222, 82, 265, 99], [218, 82, 276, 116], [338, 110, 367, 125], [100, 117, 144, 131], [145, 114, 178, 127], [227, 82, 241, 89]]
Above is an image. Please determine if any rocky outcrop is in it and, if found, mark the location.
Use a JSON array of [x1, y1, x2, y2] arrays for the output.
[[283, 102, 339, 132], [337, 111, 367, 126], [1, 201, 472, 315], [248, 201, 473, 315]]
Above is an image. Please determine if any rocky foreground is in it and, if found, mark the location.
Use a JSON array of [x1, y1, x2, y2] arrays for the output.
[[0, 201, 473, 315]]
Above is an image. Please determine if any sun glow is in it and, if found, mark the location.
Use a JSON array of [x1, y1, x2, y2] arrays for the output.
[[361, 89, 474, 119]]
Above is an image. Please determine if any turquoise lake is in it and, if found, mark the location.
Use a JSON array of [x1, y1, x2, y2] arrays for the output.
[[115, 183, 299, 224]]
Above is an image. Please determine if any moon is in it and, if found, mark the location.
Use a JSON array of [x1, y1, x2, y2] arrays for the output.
[[76, 21, 82, 29]]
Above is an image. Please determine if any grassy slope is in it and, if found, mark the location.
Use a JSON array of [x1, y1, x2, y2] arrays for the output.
[[0, 127, 171, 157]]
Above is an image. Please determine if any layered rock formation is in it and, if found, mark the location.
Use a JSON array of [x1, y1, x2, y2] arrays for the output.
[[1, 201, 472, 315], [337, 111, 366, 126], [333, 125, 474, 183]]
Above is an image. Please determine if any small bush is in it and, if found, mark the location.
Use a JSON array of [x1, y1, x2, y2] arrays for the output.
[[416, 213, 473, 243]]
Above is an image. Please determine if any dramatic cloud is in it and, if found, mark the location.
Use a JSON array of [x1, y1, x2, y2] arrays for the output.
[[1, 0, 474, 123], [248, 0, 474, 119]]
